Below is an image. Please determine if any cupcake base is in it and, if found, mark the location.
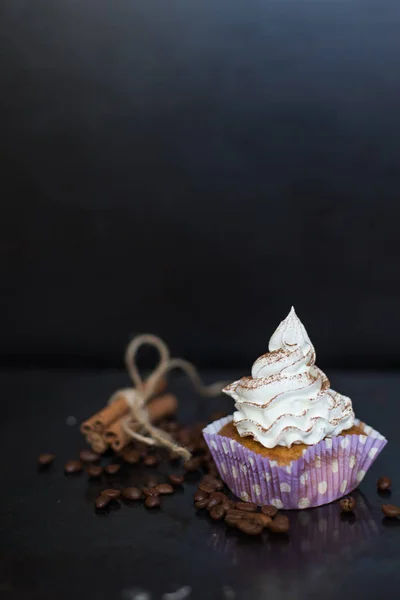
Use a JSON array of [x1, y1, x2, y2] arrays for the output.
[[203, 416, 387, 510]]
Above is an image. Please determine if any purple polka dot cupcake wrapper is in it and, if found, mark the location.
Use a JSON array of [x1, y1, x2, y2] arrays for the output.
[[203, 416, 387, 510]]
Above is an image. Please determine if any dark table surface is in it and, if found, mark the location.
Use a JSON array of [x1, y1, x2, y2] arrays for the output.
[[0, 369, 398, 600]]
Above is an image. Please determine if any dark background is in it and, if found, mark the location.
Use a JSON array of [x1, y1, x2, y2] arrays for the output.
[[1, 0, 400, 370]]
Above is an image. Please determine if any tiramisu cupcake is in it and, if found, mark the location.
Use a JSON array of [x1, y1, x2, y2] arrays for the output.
[[203, 308, 387, 509]]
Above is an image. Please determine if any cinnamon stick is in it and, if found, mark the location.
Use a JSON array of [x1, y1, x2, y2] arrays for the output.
[[105, 393, 178, 452], [80, 377, 167, 434], [85, 431, 109, 454]]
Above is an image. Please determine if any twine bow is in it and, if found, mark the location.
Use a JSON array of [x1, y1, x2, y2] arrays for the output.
[[109, 334, 227, 461]]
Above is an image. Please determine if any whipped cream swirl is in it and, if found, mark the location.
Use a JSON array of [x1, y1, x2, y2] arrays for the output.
[[223, 307, 355, 448]]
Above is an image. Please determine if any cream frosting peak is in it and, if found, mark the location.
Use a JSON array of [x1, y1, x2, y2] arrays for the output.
[[223, 308, 355, 448]]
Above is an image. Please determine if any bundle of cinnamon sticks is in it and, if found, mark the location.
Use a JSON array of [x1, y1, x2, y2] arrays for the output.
[[80, 378, 177, 454]]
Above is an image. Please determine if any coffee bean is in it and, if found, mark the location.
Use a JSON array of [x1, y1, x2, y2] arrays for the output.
[[145, 496, 161, 508], [194, 490, 209, 502], [169, 474, 184, 486], [105, 464, 121, 475], [202, 477, 224, 491], [236, 520, 264, 536], [184, 457, 203, 472], [381, 504, 400, 518], [225, 515, 240, 528], [235, 502, 257, 513], [143, 455, 159, 467], [95, 494, 111, 509], [155, 483, 174, 495], [65, 460, 83, 474], [86, 465, 103, 478], [261, 505, 278, 518], [38, 453, 55, 466], [268, 514, 290, 534], [377, 476, 392, 491], [207, 466, 219, 477], [122, 487, 142, 501], [197, 483, 214, 495], [79, 449, 100, 463], [101, 488, 121, 499], [340, 497, 356, 513], [194, 498, 209, 510], [225, 508, 250, 521], [253, 513, 272, 528], [210, 491, 227, 502], [207, 496, 222, 510], [209, 505, 225, 521], [222, 500, 235, 511], [122, 449, 141, 464], [142, 487, 160, 497]]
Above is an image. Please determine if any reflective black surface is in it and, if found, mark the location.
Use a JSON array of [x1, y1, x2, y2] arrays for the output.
[[0, 370, 398, 599]]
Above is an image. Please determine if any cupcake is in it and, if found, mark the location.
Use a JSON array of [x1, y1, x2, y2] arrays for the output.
[[203, 307, 387, 509]]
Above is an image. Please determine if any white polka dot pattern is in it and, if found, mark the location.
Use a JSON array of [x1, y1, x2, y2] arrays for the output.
[[325, 438, 332, 449], [368, 447, 378, 459], [270, 498, 283, 509], [220, 462, 227, 474], [331, 459, 339, 473], [222, 442, 229, 454], [359, 435, 367, 445], [241, 491, 250, 502], [340, 438, 349, 449], [253, 484, 261, 496], [298, 497, 310, 509], [315, 456, 321, 468], [249, 456, 255, 468], [318, 481, 327, 494], [232, 466, 238, 479], [340, 480, 348, 493], [280, 482, 291, 492], [349, 455, 356, 468], [356, 470, 366, 483], [300, 472, 309, 485]]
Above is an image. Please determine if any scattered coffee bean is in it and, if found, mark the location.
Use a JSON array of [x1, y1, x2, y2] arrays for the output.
[[381, 504, 400, 518], [377, 476, 392, 491], [145, 496, 161, 508], [169, 474, 184, 486], [143, 455, 159, 467], [155, 483, 174, 495], [122, 487, 142, 501], [79, 449, 100, 463], [101, 488, 121, 499], [207, 496, 223, 510], [194, 498, 209, 510], [86, 465, 103, 478], [225, 508, 251, 522], [202, 477, 224, 491], [105, 464, 121, 475], [95, 494, 111, 509], [268, 514, 290, 534], [235, 502, 257, 513], [253, 513, 272, 528], [64, 460, 83, 474], [142, 487, 160, 497], [198, 483, 215, 495], [210, 491, 227, 502], [194, 490, 209, 502], [207, 466, 219, 477], [261, 505, 278, 518], [38, 453, 55, 467], [236, 519, 264, 536], [340, 497, 356, 513], [209, 505, 225, 521], [122, 449, 141, 464], [222, 500, 235, 511], [184, 457, 203, 472]]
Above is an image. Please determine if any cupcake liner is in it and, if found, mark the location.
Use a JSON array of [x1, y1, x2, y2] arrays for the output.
[[203, 416, 387, 510]]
